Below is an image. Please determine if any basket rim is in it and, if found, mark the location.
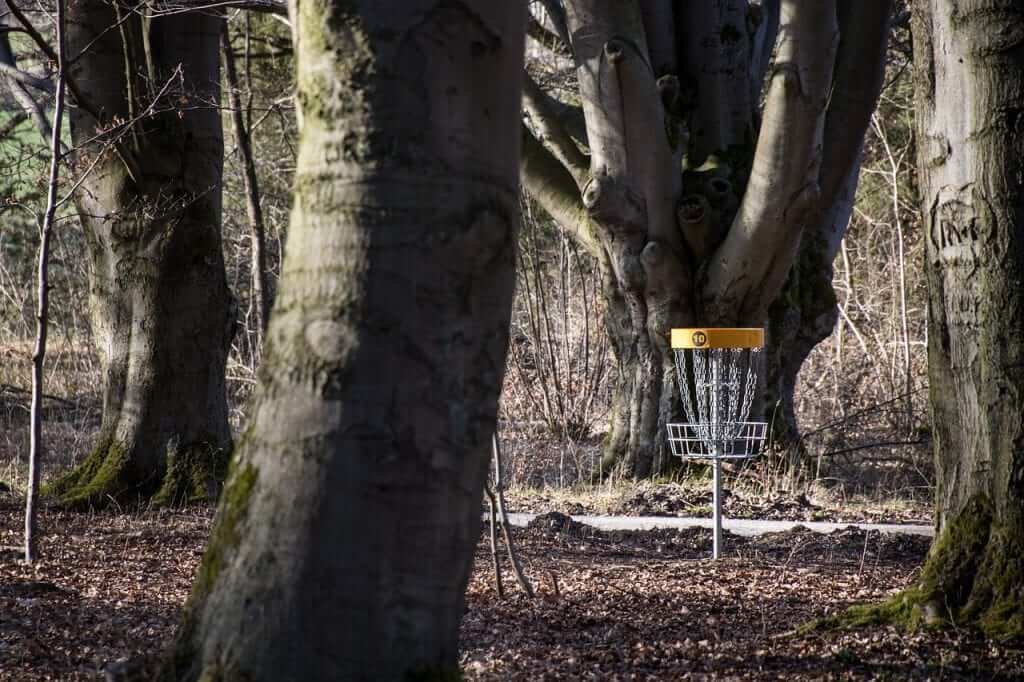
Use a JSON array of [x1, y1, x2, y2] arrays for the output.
[[670, 327, 764, 349]]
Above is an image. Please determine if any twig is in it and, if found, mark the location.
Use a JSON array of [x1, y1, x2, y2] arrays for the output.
[[546, 569, 560, 600], [483, 483, 504, 597], [0, 383, 78, 407], [222, 21, 270, 342], [493, 431, 534, 597], [25, 0, 66, 565], [6, 0, 141, 183]]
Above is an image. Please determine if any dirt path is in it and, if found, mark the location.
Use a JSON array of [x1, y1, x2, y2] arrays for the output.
[[501, 512, 935, 537]]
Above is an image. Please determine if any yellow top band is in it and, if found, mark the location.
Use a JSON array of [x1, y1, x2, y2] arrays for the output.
[[671, 327, 764, 349]]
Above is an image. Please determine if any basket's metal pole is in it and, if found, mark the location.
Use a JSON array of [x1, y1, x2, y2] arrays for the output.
[[713, 459, 722, 559], [711, 352, 722, 560]]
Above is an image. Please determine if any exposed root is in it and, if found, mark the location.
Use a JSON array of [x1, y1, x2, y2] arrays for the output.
[[153, 440, 230, 507], [44, 438, 132, 509], [801, 495, 1024, 642], [44, 436, 228, 509]]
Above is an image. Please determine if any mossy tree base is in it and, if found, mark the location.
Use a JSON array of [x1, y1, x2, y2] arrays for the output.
[[45, 437, 229, 509], [807, 496, 1024, 642]]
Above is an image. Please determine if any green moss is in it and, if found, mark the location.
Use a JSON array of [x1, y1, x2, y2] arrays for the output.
[[46, 434, 230, 509], [161, 459, 259, 681], [191, 460, 259, 600], [966, 524, 1024, 641], [803, 495, 1020, 639], [917, 495, 992, 608], [153, 439, 230, 507], [799, 587, 924, 636], [44, 438, 130, 509]]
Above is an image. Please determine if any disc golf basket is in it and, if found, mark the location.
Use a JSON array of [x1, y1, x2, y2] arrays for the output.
[[667, 328, 767, 559]]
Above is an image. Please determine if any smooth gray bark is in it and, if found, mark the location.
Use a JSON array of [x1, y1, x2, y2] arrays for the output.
[[903, 0, 1024, 637], [47, 1, 232, 506], [521, 0, 891, 476], [766, 0, 892, 450], [164, 2, 526, 679]]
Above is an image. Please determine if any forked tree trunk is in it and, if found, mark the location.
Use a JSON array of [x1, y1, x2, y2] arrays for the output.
[[522, 0, 891, 477], [162, 2, 526, 679], [47, 5, 233, 507], [900, 0, 1024, 638]]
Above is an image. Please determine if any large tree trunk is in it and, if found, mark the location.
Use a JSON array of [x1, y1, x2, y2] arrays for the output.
[[900, 0, 1024, 638], [162, 2, 526, 679], [47, 3, 232, 506], [765, 1, 892, 451], [523, 1, 891, 477]]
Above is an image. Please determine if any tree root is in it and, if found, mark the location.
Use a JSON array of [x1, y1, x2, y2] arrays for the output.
[[44, 436, 228, 509], [801, 495, 1024, 642]]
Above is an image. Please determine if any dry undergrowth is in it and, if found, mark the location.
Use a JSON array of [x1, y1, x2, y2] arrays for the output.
[[1, 501, 1021, 680]]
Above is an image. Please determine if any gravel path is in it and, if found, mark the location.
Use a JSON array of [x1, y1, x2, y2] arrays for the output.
[[501, 512, 935, 537]]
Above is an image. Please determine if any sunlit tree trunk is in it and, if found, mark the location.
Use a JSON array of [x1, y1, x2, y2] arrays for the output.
[[47, 2, 232, 506], [163, 2, 526, 679], [902, 0, 1024, 638], [522, 0, 891, 476]]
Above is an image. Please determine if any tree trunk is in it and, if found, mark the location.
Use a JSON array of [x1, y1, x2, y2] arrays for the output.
[[900, 0, 1024, 638], [764, 1, 891, 452], [47, 4, 232, 507], [522, 1, 889, 477], [162, 2, 526, 679]]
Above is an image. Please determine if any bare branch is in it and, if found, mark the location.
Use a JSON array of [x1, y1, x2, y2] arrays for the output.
[[1, 3, 59, 145], [148, 0, 288, 18], [536, 0, 571, 51], [0, 60, 53, 92], [5, 0, 143, 182], [527, 15, 569, 57], [522, 71, 588, 188], [24, 0, 66, 565], [222, 21, 270, 338], [0, 67, 55, 146], [520, 124, 598, 256], [0, 110, 27, 136]]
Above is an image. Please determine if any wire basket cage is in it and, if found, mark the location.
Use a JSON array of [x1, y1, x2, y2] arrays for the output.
[[666, 328, 767, 559], [667, 328, 768, 461]]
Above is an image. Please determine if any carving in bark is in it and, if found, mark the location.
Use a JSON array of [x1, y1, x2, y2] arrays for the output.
[[521, 0, 892, 476], [880, 0, 1024, 638], [45, 1, 233, 506], [162, 2, 526, 678]]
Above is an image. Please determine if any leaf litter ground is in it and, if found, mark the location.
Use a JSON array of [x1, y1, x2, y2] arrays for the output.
[[1, 501, 1021, 680]]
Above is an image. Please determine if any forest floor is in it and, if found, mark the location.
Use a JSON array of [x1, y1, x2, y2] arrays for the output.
[[503, 479, 932, 526], [1, 498, 1022, 680]]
